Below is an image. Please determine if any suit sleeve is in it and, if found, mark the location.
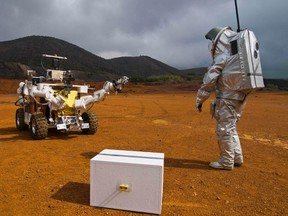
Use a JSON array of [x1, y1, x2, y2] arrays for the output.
[[196, 61, 224, 105]]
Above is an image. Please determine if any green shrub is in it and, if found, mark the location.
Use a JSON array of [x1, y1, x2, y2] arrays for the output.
[[130, 74, 184, 82], [266, 83, 279, 90]]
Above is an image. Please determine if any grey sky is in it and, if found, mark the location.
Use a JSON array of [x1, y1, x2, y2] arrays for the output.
[[0, 0, 287, 78]]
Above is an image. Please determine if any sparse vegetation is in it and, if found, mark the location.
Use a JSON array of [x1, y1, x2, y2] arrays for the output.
[[179, 72, 203, 81], [130, 74, 184, 82], [266, 83, 279, 90]]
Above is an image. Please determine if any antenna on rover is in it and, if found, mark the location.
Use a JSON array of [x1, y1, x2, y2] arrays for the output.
[[234, 0, 241, 32]]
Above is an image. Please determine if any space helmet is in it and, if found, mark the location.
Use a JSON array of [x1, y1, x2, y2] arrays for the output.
[[205, 26, 232, 41]]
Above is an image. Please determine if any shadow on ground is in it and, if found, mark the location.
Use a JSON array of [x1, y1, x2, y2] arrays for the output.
[[51, 182, 90, 206], [165, 157, 210, 170]]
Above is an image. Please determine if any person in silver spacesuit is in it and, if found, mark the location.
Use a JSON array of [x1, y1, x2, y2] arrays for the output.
[[196, 27, 247, 170]]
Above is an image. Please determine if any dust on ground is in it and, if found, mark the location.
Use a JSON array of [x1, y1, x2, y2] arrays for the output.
[[0, 79, 287, 215]]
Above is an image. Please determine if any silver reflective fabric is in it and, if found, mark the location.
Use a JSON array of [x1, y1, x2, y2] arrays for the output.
[[213, 98, 246, 168], [196, 28, 247, 104], [220, 30, 264, 94], [196, 27, 252, 169]]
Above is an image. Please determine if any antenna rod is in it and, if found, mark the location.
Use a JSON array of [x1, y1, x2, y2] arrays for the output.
[[234, 0, 241, 32]]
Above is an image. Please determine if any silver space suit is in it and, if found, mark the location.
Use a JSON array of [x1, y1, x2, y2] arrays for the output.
[[196, 27, 247, 170]]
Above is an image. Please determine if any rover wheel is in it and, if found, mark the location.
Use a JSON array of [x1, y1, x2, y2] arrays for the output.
[[30, 112, 48, 140], [81, 111, 98, 134], [16, 108, 29, 130]]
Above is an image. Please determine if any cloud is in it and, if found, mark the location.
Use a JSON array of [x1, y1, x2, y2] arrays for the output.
[[0, 0, 287, 78]]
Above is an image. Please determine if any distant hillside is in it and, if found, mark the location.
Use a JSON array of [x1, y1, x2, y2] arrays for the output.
[[3, 35, 283, 90], [0, 62, 31, 79], [110, 56, 179, 77], [179, 67, 207, 80], [0, 36, 117, 80], [264, 79, 288, 90], [0, 36, 180, 81]]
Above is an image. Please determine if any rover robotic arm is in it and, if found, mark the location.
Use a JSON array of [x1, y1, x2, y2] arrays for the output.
[[17, 81, 66, 110], [17, 76, 129, 111], [75, 76, 129, 110]]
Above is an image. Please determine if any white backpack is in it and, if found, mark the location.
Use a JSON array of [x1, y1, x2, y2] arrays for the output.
[[221, 29, 265, 93]]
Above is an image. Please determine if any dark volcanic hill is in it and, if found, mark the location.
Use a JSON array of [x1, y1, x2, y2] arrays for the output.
[[0, 36, 116, 80], [0, 36, 180, 81], [109, 56, 179, 77], [1, 36, 287, 89]]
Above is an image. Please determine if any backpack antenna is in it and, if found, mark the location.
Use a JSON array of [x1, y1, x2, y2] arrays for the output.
[[234, 0, 241, 32]]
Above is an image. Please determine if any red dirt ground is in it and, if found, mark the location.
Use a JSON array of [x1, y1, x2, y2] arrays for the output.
[[0, 79, 287, 215]]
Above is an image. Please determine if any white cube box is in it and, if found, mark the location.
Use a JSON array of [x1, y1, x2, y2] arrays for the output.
[[90, 149, 164, 214]]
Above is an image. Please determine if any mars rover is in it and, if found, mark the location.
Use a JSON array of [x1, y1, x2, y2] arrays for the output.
[[15, 54, 128, 140]]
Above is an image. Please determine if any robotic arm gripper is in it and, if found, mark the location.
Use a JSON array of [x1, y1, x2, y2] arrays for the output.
[[74, 76, 129, 110]]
